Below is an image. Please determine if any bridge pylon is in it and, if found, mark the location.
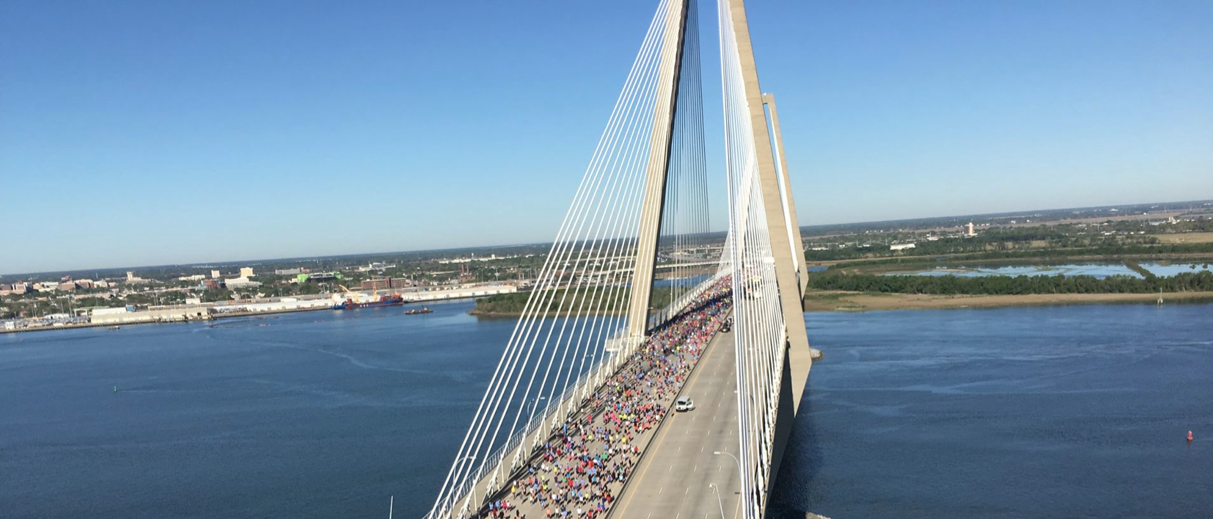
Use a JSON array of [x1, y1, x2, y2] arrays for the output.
[[424, 1, 811, 518], [720, 0, 812, 514], [625, 0, 691, 343]]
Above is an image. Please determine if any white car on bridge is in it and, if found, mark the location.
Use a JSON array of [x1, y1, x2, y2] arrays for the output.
[[675, 396, 695, 412]]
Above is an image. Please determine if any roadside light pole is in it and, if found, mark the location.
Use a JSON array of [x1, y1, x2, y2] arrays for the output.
[[713, 451, 741, 519], [525, 396, 547, 417], [708, 483, 726, 519], [713, 450, 740, 474]]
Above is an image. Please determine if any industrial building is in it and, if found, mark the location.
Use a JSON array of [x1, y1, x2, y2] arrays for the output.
[[224, 277, 261, 289], [224, 298, 331, 313], [90, 306, 211, 325], [360, 277, 414, 291], [404, 284, 517, 302]]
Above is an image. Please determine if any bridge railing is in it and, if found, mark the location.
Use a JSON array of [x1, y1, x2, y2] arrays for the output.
[[432, 275, 723, 519], [430, 336, 625, 519]]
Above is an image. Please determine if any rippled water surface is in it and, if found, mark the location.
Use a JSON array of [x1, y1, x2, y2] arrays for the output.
[[770, 304, 1213, 519], [1, 301, 500, 519], [3, 301, 1211, 518]]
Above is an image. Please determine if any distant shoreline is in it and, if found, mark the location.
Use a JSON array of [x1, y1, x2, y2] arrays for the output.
[[4, 294, 493, 336], [0, 305, 333, 335], [7, 291, 1210, 334], [803, 290, 1213, 312]]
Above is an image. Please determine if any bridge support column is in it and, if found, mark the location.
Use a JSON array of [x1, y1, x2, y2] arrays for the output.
[[726, 0, 812, 508], [625, 0, 689, 342]]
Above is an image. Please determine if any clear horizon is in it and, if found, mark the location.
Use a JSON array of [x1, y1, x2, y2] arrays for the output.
[[3, 0, 1211, 274], [2, 197, 1207, 278]]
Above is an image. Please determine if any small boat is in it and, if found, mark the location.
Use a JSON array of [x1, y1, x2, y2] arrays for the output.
[[405, 307, 433, 315], [107, 326, 120, 331]]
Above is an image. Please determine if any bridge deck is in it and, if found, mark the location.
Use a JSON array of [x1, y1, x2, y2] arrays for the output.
[[465, 282, 733, 519], [612, 326, 740, 519]]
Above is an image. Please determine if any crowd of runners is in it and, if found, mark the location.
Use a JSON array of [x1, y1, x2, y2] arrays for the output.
[[479, 276, 733, 519]]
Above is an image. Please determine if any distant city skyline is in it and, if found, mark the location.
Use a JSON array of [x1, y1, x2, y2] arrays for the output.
[[2, 0, 1211, 274]]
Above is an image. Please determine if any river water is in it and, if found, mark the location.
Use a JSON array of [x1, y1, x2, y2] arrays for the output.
[[770, 304, 1213, 519], [2, 301, 1210, 518]]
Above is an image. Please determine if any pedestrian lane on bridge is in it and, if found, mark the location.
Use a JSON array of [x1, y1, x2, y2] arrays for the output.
[[613, 325, 742, 519]]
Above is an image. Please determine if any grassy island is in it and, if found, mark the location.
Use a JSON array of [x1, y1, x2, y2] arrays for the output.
[[472, 286, 677, 316], [802, 269, 1213, 311]]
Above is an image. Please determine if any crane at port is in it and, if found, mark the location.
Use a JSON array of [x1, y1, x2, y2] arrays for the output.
[[337, 284, 360, 304]]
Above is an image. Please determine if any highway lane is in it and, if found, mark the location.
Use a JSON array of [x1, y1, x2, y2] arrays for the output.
[[613, 326, 741, 519]]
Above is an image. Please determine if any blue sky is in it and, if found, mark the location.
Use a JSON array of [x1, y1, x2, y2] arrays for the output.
[[2, 0, 1210, 274]]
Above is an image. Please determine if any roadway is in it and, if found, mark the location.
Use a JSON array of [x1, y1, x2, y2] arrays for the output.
[[612, 326, 741, 519]]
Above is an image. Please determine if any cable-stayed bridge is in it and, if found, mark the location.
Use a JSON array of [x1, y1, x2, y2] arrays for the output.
[[426, 1, 810, 517]]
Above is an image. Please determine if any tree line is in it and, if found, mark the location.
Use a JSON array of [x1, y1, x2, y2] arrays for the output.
[[808, 271, 1213, 295], [824, 241, 1213, 271]]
